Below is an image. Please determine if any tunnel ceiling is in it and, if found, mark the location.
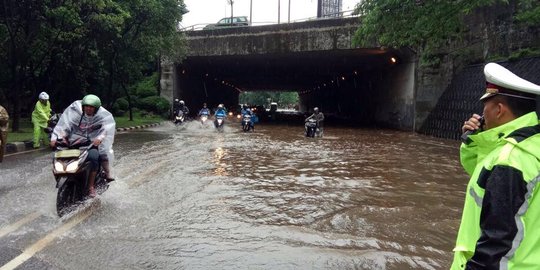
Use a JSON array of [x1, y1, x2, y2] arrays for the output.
[[178, 48, 398, 92]]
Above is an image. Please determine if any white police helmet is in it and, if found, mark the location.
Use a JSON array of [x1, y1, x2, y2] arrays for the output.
[[314, 107, 319, 112], [480, 63, 540, 101], [39, 92, 49, 100], [218, 104, 224, 108], [180, 100, 185, 105]]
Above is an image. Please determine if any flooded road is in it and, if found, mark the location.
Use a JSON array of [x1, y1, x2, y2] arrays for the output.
[[0, 122, 468, 269]]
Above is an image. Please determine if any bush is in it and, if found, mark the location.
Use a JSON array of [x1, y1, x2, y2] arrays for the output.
[[135, 73, 159, 98], [138, 96, 170, 115], [112, 97, 129, 116]]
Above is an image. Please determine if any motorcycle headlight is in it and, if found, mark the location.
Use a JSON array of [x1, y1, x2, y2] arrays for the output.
[[65, 161, 79, 173], [54, 161, 64, 173]]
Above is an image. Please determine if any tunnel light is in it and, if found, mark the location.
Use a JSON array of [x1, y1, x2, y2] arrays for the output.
[[323, 83, 326, 87], [205, 73, 209, 77], [354, 70, 358, 75], [341, 76, 346, 81], [391, 57, 397, 64], [181, 69, 186, 74], [222, 81, 225, 84]]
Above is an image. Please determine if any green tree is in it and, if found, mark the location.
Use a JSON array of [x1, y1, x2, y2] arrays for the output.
[[352, 0, 506, 64], [516, 0, 540, 25], [239, 91, 298, 107], [354, 0, 539, 64], [0, 0, 187, 129]]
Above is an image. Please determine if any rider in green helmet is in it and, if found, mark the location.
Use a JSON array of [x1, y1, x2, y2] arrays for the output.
[[51, 94, 116, 197], [82, 94, 101, 109]]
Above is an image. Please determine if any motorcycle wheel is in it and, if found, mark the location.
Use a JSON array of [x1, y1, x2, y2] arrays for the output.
[[56, 177, 77, 217], [307, 128, 315, 138]]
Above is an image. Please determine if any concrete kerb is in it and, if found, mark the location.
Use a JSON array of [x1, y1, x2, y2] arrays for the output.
[[5, 122, 162, 155]]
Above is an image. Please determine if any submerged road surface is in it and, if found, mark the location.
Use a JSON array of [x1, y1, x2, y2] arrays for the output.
[[0, 122, 468, 269]]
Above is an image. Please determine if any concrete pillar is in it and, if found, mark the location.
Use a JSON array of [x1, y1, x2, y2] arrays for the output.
[[160, 59, 176, 103]]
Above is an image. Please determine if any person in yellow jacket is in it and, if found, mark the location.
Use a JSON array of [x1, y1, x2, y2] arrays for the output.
[[452, 63, 540, 269], [31, 92, 51, 148], [0, 104, 8, 162]]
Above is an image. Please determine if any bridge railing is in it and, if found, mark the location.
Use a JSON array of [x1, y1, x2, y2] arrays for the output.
[[178, 9, 358, 32]]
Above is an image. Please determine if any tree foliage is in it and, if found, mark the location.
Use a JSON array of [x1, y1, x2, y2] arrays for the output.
[[352, 0, 538, 63], [516, 0, 540, 25], [239, 91, 299, 107], [0, 0, 187, 130]]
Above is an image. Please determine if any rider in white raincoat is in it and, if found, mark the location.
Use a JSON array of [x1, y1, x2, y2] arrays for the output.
[[51, 95, 116, 197]]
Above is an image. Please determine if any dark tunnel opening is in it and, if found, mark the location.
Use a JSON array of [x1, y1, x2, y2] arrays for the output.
[[175, 48, 415, 129]]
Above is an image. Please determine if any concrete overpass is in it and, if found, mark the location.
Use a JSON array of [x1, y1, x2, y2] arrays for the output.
[[161, 17, 417, 130]]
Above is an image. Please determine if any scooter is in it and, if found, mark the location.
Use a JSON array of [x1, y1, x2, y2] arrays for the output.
[[174, 110, 185, 126], [214, 115, 225, 131], [305, 118, 318, 138], [200, 114, 209, 125], [45, 113, 61, 138], [241, 114, 254, 132], [52, 139, 110, 217]]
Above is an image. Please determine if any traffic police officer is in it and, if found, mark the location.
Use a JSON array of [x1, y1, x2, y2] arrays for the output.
[[452, 63, 540, 269]]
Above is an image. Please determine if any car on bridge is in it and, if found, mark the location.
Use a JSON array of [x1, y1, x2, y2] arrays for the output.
[[204, 16, 249, 30]]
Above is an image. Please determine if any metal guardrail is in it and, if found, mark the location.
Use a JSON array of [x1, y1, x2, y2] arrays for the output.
[[178, 9, 358, 32]]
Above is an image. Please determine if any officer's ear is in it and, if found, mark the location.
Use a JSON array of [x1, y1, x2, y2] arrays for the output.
[[496, 100, 515, 120]]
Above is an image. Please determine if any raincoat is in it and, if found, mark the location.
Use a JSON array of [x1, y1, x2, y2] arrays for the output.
[[452, 112, 540, 270], [31, 100, 51, 147], [51, 100, 116, 162], [214, 108, 227, 117]]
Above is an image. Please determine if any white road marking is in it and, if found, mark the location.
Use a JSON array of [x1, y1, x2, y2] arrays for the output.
[[0, 209, 93, 270], [0, 212, 41, 239]]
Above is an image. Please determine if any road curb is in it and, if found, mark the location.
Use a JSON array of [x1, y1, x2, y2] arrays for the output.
[[5, 122, 162, 155]]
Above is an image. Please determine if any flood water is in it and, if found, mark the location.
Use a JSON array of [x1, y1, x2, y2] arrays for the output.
[[0, 121, 468, 270]]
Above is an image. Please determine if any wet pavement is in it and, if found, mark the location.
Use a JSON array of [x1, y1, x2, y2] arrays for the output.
[[0, 121, 468, 269]]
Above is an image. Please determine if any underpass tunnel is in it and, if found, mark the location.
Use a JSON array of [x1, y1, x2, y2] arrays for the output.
[[176, 48, 416, 129]]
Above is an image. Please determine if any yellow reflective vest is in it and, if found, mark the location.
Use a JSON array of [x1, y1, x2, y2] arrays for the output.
[[452, 112, 540, 269]]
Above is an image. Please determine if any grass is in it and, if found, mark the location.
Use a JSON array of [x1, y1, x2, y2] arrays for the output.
[[115, 113, 164, 128], [6, 113, 164, 143], [6, 118, 33, 143]]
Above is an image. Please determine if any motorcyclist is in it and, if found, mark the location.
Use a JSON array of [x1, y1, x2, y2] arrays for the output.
[[198, 103, 211, 117], [32, 92, 52, 148], [178, 100, 189, 116], [214, 104, 227, 118], [241, 104, 254, 130], [305, 107, 325, 136], [172, 99, 180, 118], [50, 94, 116, 198]]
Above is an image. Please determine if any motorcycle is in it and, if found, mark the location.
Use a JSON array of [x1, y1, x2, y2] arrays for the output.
[[305, 118, 319, 138], [200, 114, 209, 125], [174, 110, 185, 126], [214, 115, 225, 131], [52, 139, 110, 217], [241, 114, 254, 132], [45, 113, 62, 138]]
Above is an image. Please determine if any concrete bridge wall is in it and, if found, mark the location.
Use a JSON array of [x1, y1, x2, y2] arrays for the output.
[[163, 17, 418, 130]]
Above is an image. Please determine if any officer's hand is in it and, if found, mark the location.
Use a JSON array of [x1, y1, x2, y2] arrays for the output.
[[50, 140, 56, 148], [462, 114, 482, 134], [92, 138, 102, 146]]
